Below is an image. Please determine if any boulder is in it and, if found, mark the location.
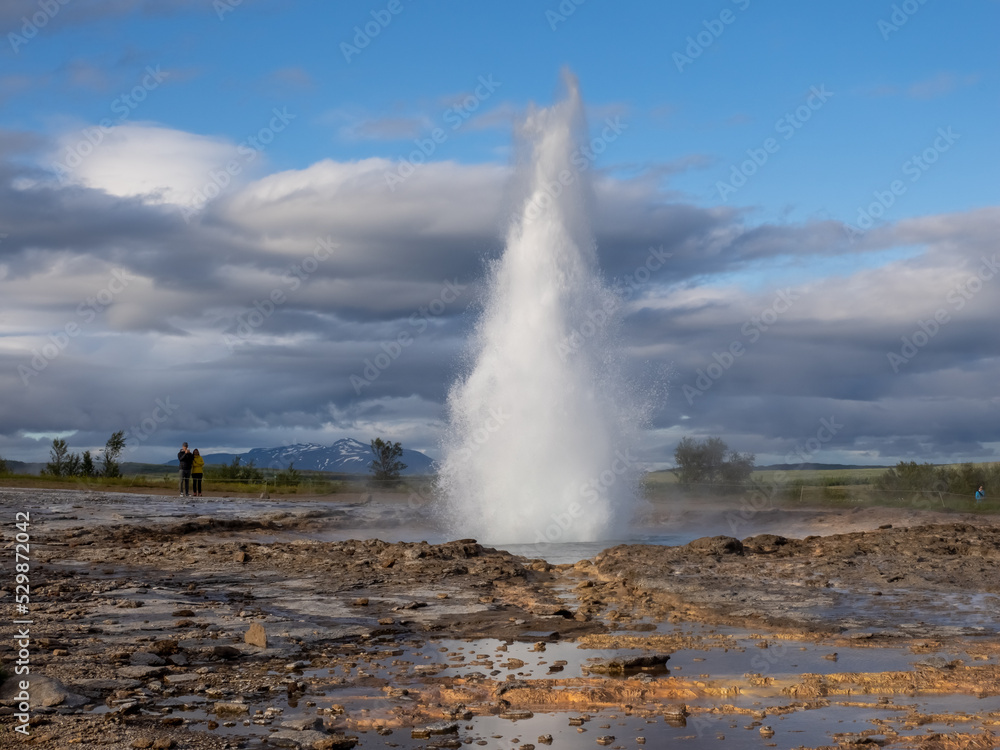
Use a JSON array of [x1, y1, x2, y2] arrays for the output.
[[0, 675, 88, 707], [245, 621, 268, 648], [687, 536, 744, 556]]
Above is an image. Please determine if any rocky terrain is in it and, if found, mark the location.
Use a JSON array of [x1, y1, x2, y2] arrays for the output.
[[1, 488, 1000, 749]]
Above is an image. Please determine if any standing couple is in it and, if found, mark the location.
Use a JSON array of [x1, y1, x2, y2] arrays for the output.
[[177, 442, 205, 497]]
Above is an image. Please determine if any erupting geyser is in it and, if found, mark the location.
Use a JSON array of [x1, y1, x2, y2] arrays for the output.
[[438, 73, 644, 545]]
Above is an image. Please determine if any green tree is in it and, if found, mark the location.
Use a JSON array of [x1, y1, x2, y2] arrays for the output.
[[80, 450, 96, 478], [210, 457, 263, 484], [0, 455, 9, 476], [370, 438, 407, 482], [276, 462, 301, 487], [64, 452, 82, 476], [45, 438, 71, 476], [720, 449, 756, 486], [101, 430, 126, 478], [673, 436, 755, 491]]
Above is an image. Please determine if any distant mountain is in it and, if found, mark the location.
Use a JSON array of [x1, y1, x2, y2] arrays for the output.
[[166, 439, 436, 475], [3, 460, 44, 475]]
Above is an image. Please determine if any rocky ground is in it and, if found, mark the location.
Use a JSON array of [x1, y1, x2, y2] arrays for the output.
[[2, 489, 1000, 749]]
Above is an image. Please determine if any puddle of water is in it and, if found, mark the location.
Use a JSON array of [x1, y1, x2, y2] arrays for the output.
[[85, 634, 995, 747]]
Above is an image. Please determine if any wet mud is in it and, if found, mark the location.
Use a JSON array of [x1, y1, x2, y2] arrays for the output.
[[1, 489, 999, 749]]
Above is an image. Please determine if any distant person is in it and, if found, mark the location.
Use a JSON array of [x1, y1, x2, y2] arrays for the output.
[[177, 442, 194, 497], [191, 449, 205, 497], [976, 485, 985, 503]]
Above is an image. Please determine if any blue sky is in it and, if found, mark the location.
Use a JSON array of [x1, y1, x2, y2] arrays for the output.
[[1, 0, 998, 468], [8, 1, 996, 222]]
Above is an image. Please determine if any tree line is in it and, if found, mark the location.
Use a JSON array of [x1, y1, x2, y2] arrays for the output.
[[874, 460, 999, 498], [672, 435, 998, 500], [43, 432, 126, 478]]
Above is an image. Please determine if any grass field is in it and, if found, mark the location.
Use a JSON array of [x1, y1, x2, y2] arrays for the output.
[[3, 463, 997, 512], [0, 470, 435, 497]]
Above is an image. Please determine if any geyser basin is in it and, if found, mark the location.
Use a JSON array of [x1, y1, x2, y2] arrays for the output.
[[438, 72, 644, 546]]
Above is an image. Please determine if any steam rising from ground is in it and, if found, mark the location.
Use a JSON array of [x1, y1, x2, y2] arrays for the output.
[[438, 74, 644, 545]]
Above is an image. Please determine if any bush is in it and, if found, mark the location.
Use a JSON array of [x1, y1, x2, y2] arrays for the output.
[[208, 457, 264, 484], [673, 436, 755, 492], [875, 460, 1000, 501], [275, 462, 300, 487]]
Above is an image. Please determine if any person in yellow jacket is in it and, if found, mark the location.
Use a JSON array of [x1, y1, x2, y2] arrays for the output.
[[191, 449, 205, 497]]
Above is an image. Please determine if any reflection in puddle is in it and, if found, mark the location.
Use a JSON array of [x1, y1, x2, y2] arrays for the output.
[[87, 634, 994, 748]]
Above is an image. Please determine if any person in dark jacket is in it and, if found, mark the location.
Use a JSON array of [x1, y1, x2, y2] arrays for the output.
[[178, 442, 194, 497]]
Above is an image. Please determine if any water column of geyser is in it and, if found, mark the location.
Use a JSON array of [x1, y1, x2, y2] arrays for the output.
[[438, 74, 643, 546]]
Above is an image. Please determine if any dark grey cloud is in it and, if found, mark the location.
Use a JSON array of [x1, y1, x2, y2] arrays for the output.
[[1, 136, 998, 468]]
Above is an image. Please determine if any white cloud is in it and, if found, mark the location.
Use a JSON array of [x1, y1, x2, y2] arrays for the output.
[[50, 123, 237, 206]]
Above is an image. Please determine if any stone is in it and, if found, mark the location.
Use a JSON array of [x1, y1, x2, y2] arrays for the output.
[[119, 666, 166, 679], [163, 673, 199, 686], [500, 710, 534, 720], [582, 654, 669, 674], [245, 621, 268, 648], [281, 716, 324, 731], [0, 675, 87, 707], [212, 645, 242, 661], [130, 652, 166, 666], [687, 535, 744, 556], [148, 640, 179, 656], [74, 678, 143, 693], [269, 729, 334, 748], [214, 702, 249, 715], [313, 738, 358, 750], [663, 704, 688, 719]]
